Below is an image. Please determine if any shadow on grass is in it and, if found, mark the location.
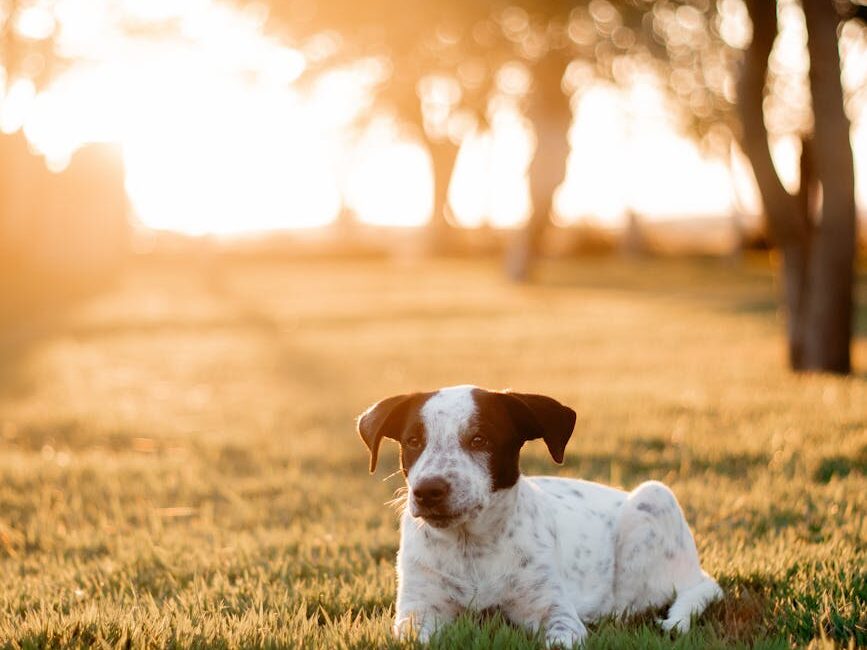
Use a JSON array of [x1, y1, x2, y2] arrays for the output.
[[813, 444, 867, 483], [716, 564, 867, 648], [421, 604, 770, 650]]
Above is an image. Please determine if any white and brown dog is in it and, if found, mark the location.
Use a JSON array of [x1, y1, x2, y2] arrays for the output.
[[357, 385, 722, 648]]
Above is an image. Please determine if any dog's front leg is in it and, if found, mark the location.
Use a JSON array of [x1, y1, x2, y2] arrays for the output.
[[505, 588, 587, 649], [540, 604, 588, 649], [393, 601, 456, 643], [393, 610, 445, 643], [393, 568, 459, 643]]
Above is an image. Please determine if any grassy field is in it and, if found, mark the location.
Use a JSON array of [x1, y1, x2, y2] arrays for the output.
[[0, 255, 865, 649]]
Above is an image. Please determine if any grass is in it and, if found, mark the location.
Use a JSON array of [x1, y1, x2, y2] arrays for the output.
[[0, 254, 865, 649]]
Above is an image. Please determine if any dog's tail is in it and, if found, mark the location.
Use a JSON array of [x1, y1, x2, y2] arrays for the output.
[[661, 573, 723, 633]]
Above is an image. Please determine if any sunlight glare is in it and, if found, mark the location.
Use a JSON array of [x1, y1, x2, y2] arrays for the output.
[[347, 124, 432, 228], [449, 105, 532, 228], [557, 82, 736, 226], [6, 0, 867, 236], [0, 78, 36, 134], [123, 78, 341, 235], [15, 5, 56, 40]]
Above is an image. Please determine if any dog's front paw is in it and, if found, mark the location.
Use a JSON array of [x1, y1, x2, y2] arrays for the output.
[[659, 614, 690, 634], [394, 615, 437, 643], [544, 618, 587, 648]]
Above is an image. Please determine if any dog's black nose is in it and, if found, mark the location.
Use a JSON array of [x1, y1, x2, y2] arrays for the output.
[[413, 477, 451, 507]]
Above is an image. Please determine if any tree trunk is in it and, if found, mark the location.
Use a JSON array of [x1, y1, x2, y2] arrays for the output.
[[391, 87, 460, 255], [737, 0, 855, 373], [426, 137, 460, 254], [506, 53, 572, 281], [801, 0, 857, 373]]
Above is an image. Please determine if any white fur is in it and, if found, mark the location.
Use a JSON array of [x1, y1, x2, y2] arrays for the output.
[[407, 386, 491, 525], [392, 386, 722, 647]]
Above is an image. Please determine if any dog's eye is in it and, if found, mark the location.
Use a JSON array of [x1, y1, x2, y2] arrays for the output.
[[405, 436, 422, 449], [469, 435, 488, 449]]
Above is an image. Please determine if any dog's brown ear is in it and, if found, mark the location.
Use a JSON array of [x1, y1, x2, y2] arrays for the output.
[[502, 392, 576, 464], [357, 393, 417, 473]]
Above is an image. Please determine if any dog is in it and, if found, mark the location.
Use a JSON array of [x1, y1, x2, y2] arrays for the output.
[[357, 385, 722, 648]]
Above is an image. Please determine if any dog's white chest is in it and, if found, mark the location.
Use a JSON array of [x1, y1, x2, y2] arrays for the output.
[[399, 517, 515, 611], [444, 543, 513, 610]]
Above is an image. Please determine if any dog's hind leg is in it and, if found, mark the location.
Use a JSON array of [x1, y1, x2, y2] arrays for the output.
[[660, 573, 723, 633], [613, 481, 722, 633]]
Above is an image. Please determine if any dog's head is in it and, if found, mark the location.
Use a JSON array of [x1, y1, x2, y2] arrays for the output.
[[357, 385, 576, 529]]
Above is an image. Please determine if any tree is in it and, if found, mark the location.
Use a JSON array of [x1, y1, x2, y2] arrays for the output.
[[505, 46, 573, 280], [263, 0, 498, 251], [506, 0, 860, 373], [0, 3, 178, 307], [257, 0, 864, 372], [738, 0, 857, 373], [261, 1, 695, 259]]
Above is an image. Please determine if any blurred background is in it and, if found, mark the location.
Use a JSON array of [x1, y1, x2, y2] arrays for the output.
[[2, 2, 867, 363], [2, 0, 866, 375], [3, 0, 867, 392], [0, 10, 862, 237]]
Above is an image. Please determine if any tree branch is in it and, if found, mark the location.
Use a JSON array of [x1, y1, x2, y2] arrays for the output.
[[736, 0, 808, 247]]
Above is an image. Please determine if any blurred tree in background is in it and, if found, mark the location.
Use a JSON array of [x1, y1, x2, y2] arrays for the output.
[[737, 0, 860, 372], [259, 0, 740, 256], [262, 1, 497, 252], [0, 2, 182, 314], [1, 1, 127, 312], [637, 0, 862, 373], [261, 0, 862, 374]]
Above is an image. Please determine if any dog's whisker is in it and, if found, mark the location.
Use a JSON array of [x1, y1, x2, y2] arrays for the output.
[[385, 487, 409, 513], [385, 494, 407, 508], [381, 469, 404, 483]]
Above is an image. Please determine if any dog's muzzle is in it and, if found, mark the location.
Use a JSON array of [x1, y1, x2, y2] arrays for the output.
[[410, 476, 460, 527]]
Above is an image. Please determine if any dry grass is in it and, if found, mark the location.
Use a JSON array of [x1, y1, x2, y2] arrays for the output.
[[0, 255, 865, 648]]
